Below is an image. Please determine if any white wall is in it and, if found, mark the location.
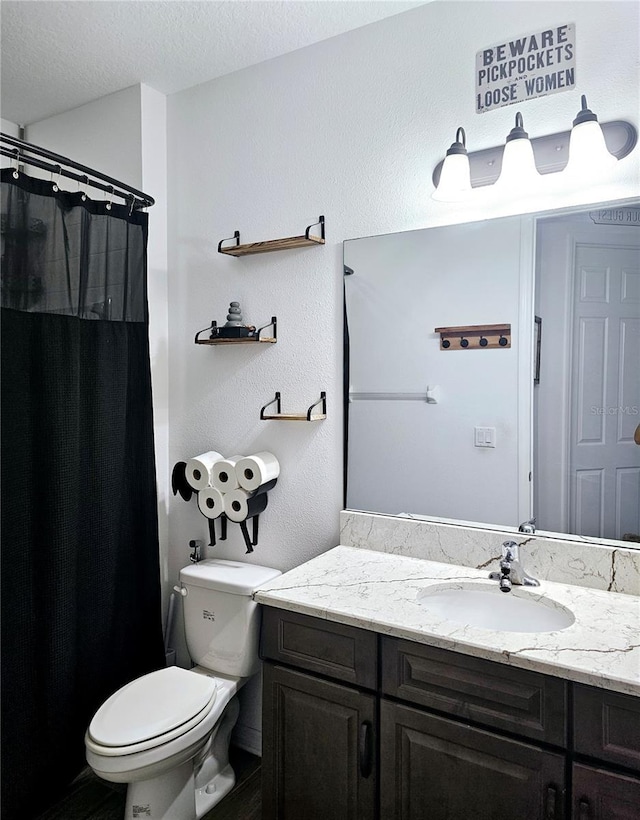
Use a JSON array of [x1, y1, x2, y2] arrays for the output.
[[167, 0, 638, 749], [1, 118, 21, 137], [25, 84, 171, 612], [141, 86, 170, 608], [167, 0, 639, 566], [27, 86, 143, 185]]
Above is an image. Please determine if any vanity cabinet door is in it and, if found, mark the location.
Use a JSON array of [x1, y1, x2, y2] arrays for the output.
[[573, 764, 640, 820], [262, 662, 376, 820], [573, 684, 640, 773], [380, 699, 566, 820]]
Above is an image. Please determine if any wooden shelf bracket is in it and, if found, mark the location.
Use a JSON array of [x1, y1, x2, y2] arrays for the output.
[[260, 391, 327, 421], [218, 216, 325, 257], [194, 316, 277, 345]]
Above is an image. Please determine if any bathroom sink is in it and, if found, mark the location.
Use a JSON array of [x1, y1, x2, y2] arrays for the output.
[[416, 582, 575, 633]]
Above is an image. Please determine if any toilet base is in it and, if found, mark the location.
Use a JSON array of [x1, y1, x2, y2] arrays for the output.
[[124, 759, 195, 819], [122, 762, 236, 820], [121, 695, 240, 820], [195, 764, 235, 818]]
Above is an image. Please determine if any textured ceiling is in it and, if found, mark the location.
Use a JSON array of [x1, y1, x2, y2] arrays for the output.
[[1, 0, 426, 125]]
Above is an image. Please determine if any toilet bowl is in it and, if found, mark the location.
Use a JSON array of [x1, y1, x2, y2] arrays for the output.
[[85, 559, 281, 820]]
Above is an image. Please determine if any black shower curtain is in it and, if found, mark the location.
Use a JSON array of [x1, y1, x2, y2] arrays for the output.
[[1, 168, 165, 819]]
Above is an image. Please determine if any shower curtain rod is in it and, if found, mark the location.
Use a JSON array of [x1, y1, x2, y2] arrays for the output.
[[0, 132, 155, 210]]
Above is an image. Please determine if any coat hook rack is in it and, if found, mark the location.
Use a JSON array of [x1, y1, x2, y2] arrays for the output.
[[260, 391, 327, 421], [435, 323, 511, 350]]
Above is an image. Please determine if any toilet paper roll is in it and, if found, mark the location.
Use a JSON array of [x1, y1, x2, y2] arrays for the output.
[[236, 452, 280, 492], [211, 455, 243, 492], [186, 451, 224, 491], [197, 487, 225, 519], [224, 488, 269, 522]]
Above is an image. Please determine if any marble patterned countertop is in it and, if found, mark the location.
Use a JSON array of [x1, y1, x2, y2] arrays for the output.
[[254, 546, 640, 697]]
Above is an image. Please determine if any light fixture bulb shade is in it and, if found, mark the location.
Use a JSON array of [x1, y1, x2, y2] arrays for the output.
[[432, 153, 472, 201], [565, 119, 617, 176], [494, 136, 541, 192]]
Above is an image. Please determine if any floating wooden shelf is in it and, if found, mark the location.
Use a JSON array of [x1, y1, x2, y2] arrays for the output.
[[260, 391, 327, 421], [195, 317, 277, 345], [435, 323, 511, 350], [218, 216, 325, 257]]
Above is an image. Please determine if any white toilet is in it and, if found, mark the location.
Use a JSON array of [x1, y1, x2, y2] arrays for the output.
[[85, 559, 281, 820]]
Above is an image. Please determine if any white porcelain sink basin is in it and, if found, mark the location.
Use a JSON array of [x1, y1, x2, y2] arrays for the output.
[[416, 582, 575, 633]]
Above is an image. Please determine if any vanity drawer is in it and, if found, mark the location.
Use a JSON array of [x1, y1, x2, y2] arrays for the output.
[[381, 637, 567, 747], [260, 608, 377, 690], [573, 684, 640, 773]]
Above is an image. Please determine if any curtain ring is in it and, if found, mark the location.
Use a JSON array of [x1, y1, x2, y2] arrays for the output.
[[106, 185, 114, 210], [52, 164, 62, 192], [12, 149, 20, 179], [79, 175, 89, 202]]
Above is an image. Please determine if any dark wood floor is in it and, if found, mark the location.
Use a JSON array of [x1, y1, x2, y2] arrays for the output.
[[35, 747, 261, 820]]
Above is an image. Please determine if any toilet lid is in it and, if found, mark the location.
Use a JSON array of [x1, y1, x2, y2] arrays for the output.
[[89, 667, 217, 748]]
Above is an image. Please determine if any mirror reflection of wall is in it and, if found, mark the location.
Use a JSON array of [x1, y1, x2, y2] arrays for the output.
[[344, 201, 640, 545], [344, 216, 530, 528]]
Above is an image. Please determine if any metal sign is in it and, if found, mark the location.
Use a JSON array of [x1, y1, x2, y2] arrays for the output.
[[589, 207, 640, 226], [476, 23, 576, 114]]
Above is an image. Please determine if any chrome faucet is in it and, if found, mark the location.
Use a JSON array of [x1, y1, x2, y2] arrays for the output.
[[518, 517, 536, 534], [489, 541, 540, 593]]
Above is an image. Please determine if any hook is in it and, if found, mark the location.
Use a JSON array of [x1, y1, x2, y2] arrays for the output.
[[106, 185, 114, 211], [460, 336, 469, 348], [499, 335, 508, 347], [11, 149, 20, 179], [51, 164, 62, 192], [479, 336, 488, 347], [128, 195, 135, 216]]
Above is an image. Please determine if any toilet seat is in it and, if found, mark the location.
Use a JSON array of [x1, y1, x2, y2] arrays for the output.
[[87, 667, 217, 756]]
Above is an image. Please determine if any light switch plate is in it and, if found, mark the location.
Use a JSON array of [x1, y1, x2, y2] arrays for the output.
[[474, 426, 496, 447]]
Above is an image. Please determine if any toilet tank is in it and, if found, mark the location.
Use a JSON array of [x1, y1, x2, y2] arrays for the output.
[[178, 559, 281, 678]]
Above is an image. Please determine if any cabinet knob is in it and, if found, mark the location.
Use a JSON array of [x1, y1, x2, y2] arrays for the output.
[[545, 785, 558, 819], [578, 798, 591, 820], [359, 721, 373, 778]]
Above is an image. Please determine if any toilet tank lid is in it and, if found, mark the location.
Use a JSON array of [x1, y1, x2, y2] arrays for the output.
[[180, 559, 281, 595]]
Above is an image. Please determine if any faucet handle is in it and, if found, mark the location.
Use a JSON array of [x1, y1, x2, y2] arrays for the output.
[[502, 540, 519, 561]]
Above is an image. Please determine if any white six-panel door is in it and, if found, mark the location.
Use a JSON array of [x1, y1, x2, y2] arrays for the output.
[[570, 243, 640, 539]]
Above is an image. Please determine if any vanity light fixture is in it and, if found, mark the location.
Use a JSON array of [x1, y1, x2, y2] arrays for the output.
[[431, 97, 637, 197], [431, 127, 472, 201], [493, 112, 541, 192], [564, 95, 618, 177]]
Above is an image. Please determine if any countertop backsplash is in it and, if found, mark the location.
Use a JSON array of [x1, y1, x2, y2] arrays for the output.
[[340, 511, 640, 596]]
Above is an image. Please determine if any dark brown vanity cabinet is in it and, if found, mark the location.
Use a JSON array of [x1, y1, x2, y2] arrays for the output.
[[571, 684, 640, 819], [261, 609, 378, 820], [261, 608, 640, 820], [380, 700, 565, 820], [380, 638, 567, 820]]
